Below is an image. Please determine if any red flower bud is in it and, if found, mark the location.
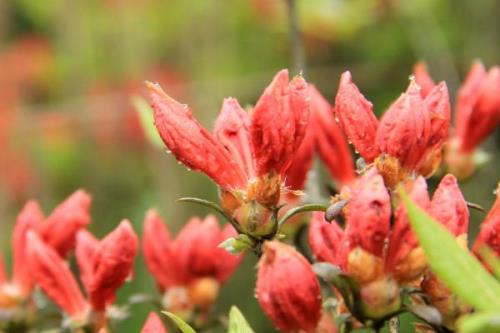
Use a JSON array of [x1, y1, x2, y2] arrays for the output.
[[174, 216, 242, 283], [430, 174, 469, 236], [214, 98, 255, 179], [256, 241, 322, 332], [455, 61, 500, 153], [141, 312, 167, 333], [12, 200, 44, 296], [308, 212, 343, 265], [413, 62, 436, 98], [27, 231, 88, 320], [37, 190, 92, 257], [251, 70, 310, 176], [424, 81, 451, 149], [147, 82, 247, 189], [335, 71, 379, 162], [89, 220, 138, 311], [386, 177, 430, 281], [473, 184, 500, 257], [343, 170, 391, 258], [376, 80, 431, 170], [311, 85, 355, 185], [143, 212, 242, 289]]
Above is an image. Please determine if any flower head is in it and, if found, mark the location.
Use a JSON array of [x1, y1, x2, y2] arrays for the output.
[[455, 61, 500, 153], [473, 183, 500, 260], [335, 72, 450, 186], [142, 210, 242, 312], [256, 241, 322, 332]]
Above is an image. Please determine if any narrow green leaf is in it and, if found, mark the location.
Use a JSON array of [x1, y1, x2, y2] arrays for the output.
[[132, 95, 164, 148], [228, 306, 255, 333], [458, 312, 500, 333], [400, 188, 500, 311], [277, 204, 327, 226], [162, 311, 197, 333], [177, 197, 242, 233]]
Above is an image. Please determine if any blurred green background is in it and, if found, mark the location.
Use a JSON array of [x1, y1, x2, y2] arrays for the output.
[[0, 0, 499, 332]]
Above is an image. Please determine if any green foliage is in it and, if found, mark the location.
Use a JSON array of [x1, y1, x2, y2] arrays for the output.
[[228, 306, 255, 333], [162, 312, 197, 333], [400, 188, 500, 311], [458, 312, 500, 333]]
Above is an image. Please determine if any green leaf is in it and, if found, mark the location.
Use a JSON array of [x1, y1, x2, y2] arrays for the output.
[[458, 312, 500, 333], [228, 306, 255, 333], [132, 95, 164, 149], [219, 234, 255, 255], [177, 197, 243, 233], [477, 246, 500, 280], [162, 311, 197, 333], [277, 203, 327, 227], [400, 188, 500, 311]]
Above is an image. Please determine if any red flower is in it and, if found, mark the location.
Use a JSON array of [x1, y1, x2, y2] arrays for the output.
[[455, 61, 500, 153], [385, 177, 430, 282], [29, 221, 138, 324], [286, 85, 354, 192], [26, 231, 88, 321], [37, 189, 92, 257], [142, 210, 242, 289], [308, 212, 343, 265], [430, 174, 469, 237], [81, 220, 138, 311], [473, 184, 500, 258], [256, 241, 322, 333], [334, 71, 451, 181], [148, 69, 309, 190], [141, 312, 167, 333], [343, 169, 391, 259]]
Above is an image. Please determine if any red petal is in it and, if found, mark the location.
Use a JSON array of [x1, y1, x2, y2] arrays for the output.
[[386, 177, 430, 273], [473, 184, 500, 257], [148, 82, 246, 189], [214, 98, 255, 179], [174, 216, 241, 283], [27, 231, 87, 319], [251, 70, 310, 176], [75, 229, 99, 294], [311, 85, 355, 185], [454, 61, 487, 152], [376, 80, 431, 170], [142, 209, 180, 289], [89, 220, 138, 311], [334, 71, 379, 162], [424, 82, 451, 149], [308, 212, 343, 265], [413, 62, 436, 98], [344, 170, 391, 258], [38, 190, 92, 257], [12, 200, 44, 295], [256, 241, 322, 332], [430, 174, 469, 236], [458, 66, 500, 152], [141, 312, 167, 333]]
